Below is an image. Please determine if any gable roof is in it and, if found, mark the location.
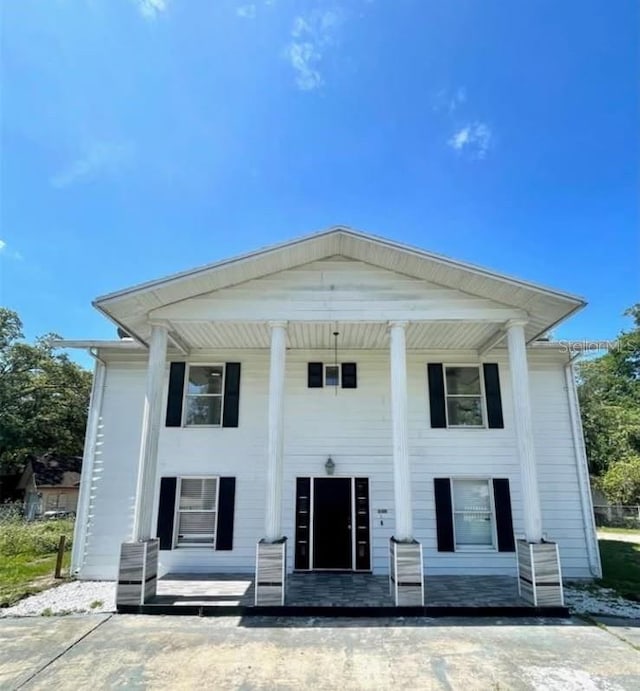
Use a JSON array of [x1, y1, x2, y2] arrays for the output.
[[94, 226, 585, 345], [26, 455, 82, 488]]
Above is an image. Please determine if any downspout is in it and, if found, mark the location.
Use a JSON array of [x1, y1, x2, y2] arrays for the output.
[[71, 348, 107, 575], [564, 354, 602, 578]]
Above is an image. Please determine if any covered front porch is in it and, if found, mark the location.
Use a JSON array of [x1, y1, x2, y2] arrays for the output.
[[116, 573, 569, 617], [96, 230, 580, 611]]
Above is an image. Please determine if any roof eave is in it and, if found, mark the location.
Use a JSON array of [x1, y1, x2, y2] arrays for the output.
[[93, 226, 587, 308]]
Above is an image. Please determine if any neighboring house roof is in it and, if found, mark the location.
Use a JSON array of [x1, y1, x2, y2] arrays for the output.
[[90, 227, 586, 347], [19, 455, 82, 489]]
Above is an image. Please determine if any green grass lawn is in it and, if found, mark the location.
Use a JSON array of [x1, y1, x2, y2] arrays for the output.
[[0, 552, 71, 607], [598, 539, 640, 601], [0, 518, 74, 607]]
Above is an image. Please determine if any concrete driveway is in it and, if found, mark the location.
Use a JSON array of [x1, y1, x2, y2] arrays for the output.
[[1, 614, 638, 690]]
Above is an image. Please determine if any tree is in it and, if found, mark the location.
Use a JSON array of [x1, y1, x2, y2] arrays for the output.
[[578, 304, 640, 503], [0, 308, 92, 473], [600, 457, 640, 505]]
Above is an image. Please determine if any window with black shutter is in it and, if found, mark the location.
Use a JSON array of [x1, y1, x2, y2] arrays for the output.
[[165, 362, 241, 427], [308, 362, 357, 388]]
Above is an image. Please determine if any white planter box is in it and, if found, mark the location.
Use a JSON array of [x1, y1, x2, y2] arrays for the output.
[[517, 539, 564, 607], [255, 538, 287, 606], [389, 537, 424, 606], [116, 539, 159, 606]]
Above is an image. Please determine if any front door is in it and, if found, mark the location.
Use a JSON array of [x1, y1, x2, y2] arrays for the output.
[[312, 478, 353, 570]]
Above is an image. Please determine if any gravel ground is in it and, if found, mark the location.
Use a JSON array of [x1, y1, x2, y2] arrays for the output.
[[0, 581, 116, 618], [564, 585, 640, 619], [2, 580, 639, 619]]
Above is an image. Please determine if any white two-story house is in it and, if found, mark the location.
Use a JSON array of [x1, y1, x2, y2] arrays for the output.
[[63, 228, 599, 609]]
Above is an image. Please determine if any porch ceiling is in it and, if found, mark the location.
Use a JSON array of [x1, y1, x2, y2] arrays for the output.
[[171, 320, 498, 350]]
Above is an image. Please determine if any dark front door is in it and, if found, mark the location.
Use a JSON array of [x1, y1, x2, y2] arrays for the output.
[[312, 478, 352, 569]]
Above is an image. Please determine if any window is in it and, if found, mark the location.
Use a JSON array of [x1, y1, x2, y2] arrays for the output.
[[307, 362, 357, 388], [444, 366, 484, 427], [452, 479, 495, 549], [176, 477, 219, 547], [325, 364, 340, 387], [184, 365, 224, 426]]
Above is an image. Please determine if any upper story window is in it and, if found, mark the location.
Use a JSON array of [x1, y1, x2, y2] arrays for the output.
[[325, 364, 340, 387], [307, 362, 357, 389], [444, 366, 484, 427], [184, 365, 225, 426]]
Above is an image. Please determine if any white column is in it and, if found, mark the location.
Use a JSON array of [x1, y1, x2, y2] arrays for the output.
[[389, 321, 413, 542], [507, 319, 543, 542], [132, 323, 169, 541], [264, 321, 287, 542]]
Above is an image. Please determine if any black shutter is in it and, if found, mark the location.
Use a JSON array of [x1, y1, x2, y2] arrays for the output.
[[434, 478, 455, 552], [428, 363, 447, 428], [216, 477, 236, 550], [483, 363, 504, 429], [222, 363, 241, 428], [354, 478, 370, 570], [493, 478, 515, 552], [166, 362, 186, 427], [308, 362, 323, 388], [156, 477, 177, 550], [295, 477, 311, 569], [341, 363, 357, 389]]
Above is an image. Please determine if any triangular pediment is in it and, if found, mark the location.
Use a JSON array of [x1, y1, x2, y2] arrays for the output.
[[94, 227, 584, 345], [149, 257, 517, 323]]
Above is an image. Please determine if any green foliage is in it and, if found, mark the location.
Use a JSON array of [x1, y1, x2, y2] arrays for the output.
[[600, 458, 640, 506], [578, 304, 640, 503], [0, 516, 75, 557], [0, 307, 92, 472], [0, 517, 74, 607]]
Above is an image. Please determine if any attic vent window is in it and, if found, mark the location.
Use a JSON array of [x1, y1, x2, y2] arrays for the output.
[[325, 365, 340, 387]]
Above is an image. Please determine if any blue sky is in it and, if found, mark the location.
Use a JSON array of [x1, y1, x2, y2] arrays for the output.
[[1, 0, 638, 367]]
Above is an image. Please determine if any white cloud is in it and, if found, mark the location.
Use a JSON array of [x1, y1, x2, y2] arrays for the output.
[[135, 0, 168, 20], [286, 9, 342, 91], [237, 4, 257, 19], [287, 43, 322, 91], [0, 240, 22, 261], [51, 140, 134, 188], [448, 122, 492, 159], [432, 87, 467, 114]]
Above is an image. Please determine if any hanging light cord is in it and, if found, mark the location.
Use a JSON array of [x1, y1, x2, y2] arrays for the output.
[[333, 330, 339, 395]]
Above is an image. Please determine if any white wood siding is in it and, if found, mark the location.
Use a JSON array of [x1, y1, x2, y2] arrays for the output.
[[149, 259, 525, 323], [78, 349, 592, 580], [79, 364, 145, 579]]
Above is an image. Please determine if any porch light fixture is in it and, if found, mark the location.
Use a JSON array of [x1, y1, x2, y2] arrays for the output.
[[325, 457, 335, 476]]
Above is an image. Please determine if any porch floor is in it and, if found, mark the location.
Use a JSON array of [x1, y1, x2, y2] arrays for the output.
[[153, 573, 528, 608]]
